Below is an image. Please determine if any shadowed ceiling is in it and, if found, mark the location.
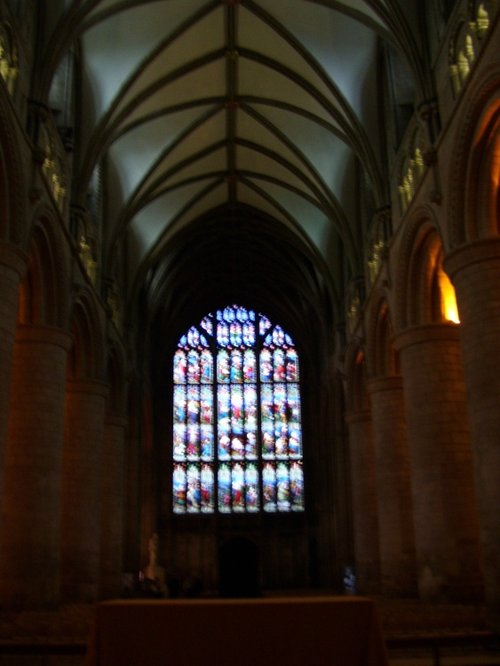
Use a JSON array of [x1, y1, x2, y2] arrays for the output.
[[39, 0, 424, 339]]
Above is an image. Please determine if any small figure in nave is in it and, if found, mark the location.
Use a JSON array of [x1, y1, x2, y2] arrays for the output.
[[142, 533, 168, 597]]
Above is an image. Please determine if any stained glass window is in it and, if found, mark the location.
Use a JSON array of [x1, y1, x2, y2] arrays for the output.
[[172, 305, 304, 514]]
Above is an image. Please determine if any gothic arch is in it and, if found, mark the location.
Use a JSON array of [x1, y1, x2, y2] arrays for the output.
[[365, 293, 398, 379], [448, 66, 500, 246], [67, 287, 106, 381], [19, 211, 71, 328], [394, 207, 450, 331]]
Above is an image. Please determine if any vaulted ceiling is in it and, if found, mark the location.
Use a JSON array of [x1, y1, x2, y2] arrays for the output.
[[39, 1, 426, 342]]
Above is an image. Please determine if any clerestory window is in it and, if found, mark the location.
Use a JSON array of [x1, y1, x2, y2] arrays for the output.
[[172, 304, 304, 514]]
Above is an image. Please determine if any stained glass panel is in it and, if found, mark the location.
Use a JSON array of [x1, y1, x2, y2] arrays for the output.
[[173, 305, 304, 514]]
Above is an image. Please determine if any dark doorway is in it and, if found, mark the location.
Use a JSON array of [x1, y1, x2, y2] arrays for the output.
[[219, 536, 260, 597]]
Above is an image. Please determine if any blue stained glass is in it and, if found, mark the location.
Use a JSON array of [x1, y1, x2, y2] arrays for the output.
[[200, 386, 213, 424], [219, 433, 230, 460], [289, 428, 301, 457], [243, 322, 255, 345], [273, 349, 286, 381], [260, 349, 273, 382], [276, 462, 290, 511], [262, 426, 274, 458], [245, 431, 257, 458], [259, 315, 271, 336], [200, 350, 213, 383], [263, 463, 277, 511], [186, 464, 201, 512], [244, 385, 257, 432], [231, 385, 244, 434], [218, 322, 229, 346], [275, 425, 288, 457], [200, 316, 213, 336], [230, 350, 243, 382], [186, 425, 200, 459], [231, 435, 245, 458], [200, 425, 213, 459], [218, 385, 230, 427], [286, 348, 298, 381], [290, 462, 304, 510], [224, 307, 235, 322], [217, 350, 230, 382], [173, 385, 186, 423], [187, 327, 200, 347], [173, 464, 186, 513], [187, 350, 200, 383], [246, 464, 259, 511], [230, 322, 242, 346], [201, 464, 214, 512], [272, 326, 286, 346], [218, 464, 231, 512], [174, 350, 187, 383], [173, 424, 186, 460], [173, 304, 303, 514], [243, 350, 256, 381], [186, 386, 199, 424], [232, 463, 245, 511], [236, 307, 248, 323]]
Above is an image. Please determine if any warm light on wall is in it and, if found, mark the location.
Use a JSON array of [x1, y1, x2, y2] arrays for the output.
[[438, 267, 460, 323]]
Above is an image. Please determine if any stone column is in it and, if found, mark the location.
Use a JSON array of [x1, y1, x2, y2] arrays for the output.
[[60, 379, 108, 602], [100, 414, 127, 599], [445, 239, 500, 625], [346, 410, 380, 594], [0, 242, 26, 502], [0, 324, 70, 609], [395, 323, 483, 602], [367, 376, 417, 597]]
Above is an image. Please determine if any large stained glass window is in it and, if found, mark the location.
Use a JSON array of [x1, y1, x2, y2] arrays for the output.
[[172, 305, 304, 514]]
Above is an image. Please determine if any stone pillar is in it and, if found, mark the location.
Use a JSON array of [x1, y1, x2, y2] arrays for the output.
[[0, 324, 70, 609], [367, 376, 417, 597], [445, 239, 500, 625], [100, 414, 127, 599], [0, 242, 26, 503], [60, 379, 108, 602], [123, 433, 141, 573], [395, 324, 483, 602], [346, 410, 380, 593]]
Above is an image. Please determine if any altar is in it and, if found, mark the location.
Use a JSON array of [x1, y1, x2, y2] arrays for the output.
[[86, 596, 388, 666]]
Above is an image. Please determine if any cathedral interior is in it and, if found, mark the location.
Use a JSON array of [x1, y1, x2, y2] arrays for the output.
[[0, 0, 500, 662]]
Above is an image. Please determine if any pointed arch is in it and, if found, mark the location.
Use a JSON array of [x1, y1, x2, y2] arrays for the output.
[[365, 293, 399, 379], [394, 207, 458, 331], [67, 287, 106, 381], [19, 211, 71, 328]]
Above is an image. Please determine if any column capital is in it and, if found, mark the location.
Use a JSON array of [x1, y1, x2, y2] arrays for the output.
[[16, 323, 72, 350], [444, 238, 500, 280], [366, 375, 403, 394], [394, 322, 460, 352], [66, 378, 110, 398]]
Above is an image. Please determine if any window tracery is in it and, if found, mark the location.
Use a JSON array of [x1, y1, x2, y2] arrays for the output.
[[172, 305, 304, 515]]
